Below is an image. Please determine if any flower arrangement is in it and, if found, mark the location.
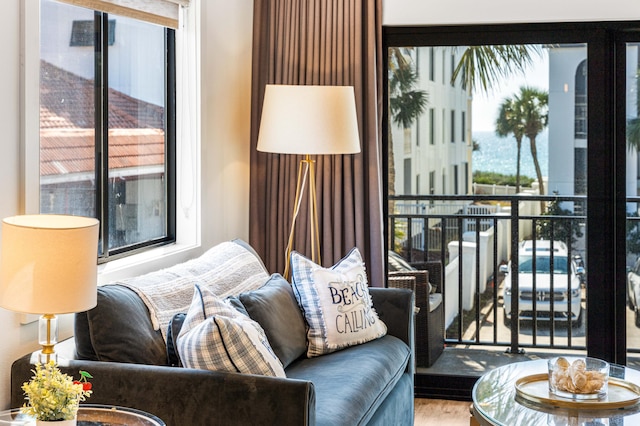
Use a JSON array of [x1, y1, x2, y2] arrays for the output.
[[21, 361, 92, 421]]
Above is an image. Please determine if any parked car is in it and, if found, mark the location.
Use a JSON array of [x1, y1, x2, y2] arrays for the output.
[[501, 240, 584, 327], [627, 257, 640, 327]]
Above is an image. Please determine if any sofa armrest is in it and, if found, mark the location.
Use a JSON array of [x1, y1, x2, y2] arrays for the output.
[[369, 287, 415, 373], [12, 354, 315, 426]]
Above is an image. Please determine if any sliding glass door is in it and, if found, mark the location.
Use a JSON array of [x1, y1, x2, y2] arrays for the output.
[[385, 23, 639, 394]]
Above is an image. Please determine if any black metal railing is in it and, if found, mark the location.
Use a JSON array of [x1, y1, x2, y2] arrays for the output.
[[389, 193, 587, 354]]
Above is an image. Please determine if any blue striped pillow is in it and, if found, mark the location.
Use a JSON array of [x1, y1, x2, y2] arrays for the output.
[[290, 248, 387, 357], [176, 284, 285, 377]]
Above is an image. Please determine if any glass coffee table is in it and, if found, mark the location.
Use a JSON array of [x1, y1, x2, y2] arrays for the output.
[[0, 404, 165, 425], [472, 359, 640, 425]]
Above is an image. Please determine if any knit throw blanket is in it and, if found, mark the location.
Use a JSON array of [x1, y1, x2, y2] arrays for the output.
[[113, 241, 270, 341]]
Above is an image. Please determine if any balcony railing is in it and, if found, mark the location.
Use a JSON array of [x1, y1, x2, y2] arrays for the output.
[[389, 193, 587, 355]]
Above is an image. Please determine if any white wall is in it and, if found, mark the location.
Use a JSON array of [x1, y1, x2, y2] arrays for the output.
[[0, 0, 254, 409], [383, 0, 640, 25]]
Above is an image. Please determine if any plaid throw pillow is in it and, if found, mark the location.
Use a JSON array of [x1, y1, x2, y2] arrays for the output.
[[290, 248, 387, 357], [176, 284, 285, 377]]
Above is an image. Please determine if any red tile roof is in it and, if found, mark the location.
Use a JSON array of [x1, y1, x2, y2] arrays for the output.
[[40, 61, 165, 177]]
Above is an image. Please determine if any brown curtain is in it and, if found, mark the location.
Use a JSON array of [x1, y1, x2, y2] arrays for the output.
[[249, 0, 384, 286]]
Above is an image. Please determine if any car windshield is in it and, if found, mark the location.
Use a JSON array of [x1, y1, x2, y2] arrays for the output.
[[518, 255, 569, 274]]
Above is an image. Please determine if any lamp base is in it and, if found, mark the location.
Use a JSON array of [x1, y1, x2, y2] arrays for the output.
[[37, 349, 58, 365], [38, 313, 58, 364]]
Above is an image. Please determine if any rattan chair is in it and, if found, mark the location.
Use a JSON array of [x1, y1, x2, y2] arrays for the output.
[[388, 261, 444, 368]]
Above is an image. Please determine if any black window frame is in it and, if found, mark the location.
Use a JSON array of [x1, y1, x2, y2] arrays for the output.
[[93, 12, 177, 261], [383, 21, 640, 396]]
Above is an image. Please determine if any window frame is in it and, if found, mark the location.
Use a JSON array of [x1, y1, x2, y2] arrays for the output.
[[25, 0, 179, 267], [383, 21, 640, 369], [96, 11, 177, 261]]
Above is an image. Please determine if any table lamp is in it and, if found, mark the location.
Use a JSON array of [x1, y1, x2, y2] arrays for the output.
[[257, 84, 361, 279], [0, 214, 99, 363]]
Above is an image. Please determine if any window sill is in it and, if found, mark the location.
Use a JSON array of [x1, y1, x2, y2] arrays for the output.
[[98, 242, 202, 285]]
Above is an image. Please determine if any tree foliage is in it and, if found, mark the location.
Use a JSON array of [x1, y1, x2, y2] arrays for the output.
[[452, 45, 542, 94], [537, 197, 584, 246], [495, 97, 526, 192]]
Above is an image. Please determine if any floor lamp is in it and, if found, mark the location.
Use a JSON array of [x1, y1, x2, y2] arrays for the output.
[[0, 214, 99, 363], [257, 85, 361, 279]]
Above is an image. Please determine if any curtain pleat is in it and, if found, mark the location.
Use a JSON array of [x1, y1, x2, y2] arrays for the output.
[[250, 0, 384, 287]]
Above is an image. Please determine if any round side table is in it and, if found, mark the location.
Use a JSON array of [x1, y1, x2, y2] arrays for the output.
[[0, 404, 165, 426], [472, 360, 640, 425]]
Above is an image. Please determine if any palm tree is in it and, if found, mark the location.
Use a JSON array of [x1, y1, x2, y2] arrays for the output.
[[452, 45, 541, 94], [495, 97, 525, 193], [388, 48, 428, 203], [516, 86, 549, 201], [451, 45, 541, 191]]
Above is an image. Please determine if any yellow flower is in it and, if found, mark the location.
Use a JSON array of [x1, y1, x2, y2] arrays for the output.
[[21, 361, 92, 421]]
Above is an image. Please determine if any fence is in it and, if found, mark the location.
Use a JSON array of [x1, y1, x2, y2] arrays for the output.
[[389, 193, 586, 354]]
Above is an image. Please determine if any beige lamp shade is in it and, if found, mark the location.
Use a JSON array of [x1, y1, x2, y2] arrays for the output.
[[257, 85, 361, 155], [0, 214, 99, 315]]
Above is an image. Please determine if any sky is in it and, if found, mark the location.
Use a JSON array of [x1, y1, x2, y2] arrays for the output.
[[471, 50, 550, 132]]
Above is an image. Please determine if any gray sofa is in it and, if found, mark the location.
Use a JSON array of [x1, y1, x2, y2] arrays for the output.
[[11, 240, 414, 426]]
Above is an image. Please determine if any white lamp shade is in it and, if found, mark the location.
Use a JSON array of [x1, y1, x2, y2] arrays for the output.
[[257, 84, 361, 155], [0, 214, 99, 314]]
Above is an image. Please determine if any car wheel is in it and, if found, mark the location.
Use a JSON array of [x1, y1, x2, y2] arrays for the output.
[[572, 307, 583, 328], [503, 310, 511, 327]]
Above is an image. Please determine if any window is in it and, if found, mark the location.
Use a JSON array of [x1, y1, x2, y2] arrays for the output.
[[464, 162, 469, 194], [429, 108, 435, 144], [70, 19, 115, 46], [461, 111, 466, 143], [575, 60, 588, 139], [404, 159, 412, 194], [442, 109, 445, 143], [385, 22, 637, 389], [429, 47, 435, 81], [39, 0, 176, 260], [451, 109, 456, 142], [441, 50, 445, 84], [450, 53, 455, 87], [429, 170, 435, 205], [453, 164, 459, 194]]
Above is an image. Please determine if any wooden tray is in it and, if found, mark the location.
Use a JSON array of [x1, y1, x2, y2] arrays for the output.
[[515, 374, 640, 410]]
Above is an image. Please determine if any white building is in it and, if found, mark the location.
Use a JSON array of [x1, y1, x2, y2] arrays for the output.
[[547, 44, 639, 202], [390, 47, 472, 202]]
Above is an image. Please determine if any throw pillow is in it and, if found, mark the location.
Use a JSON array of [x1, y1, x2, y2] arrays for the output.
[[290, 248, 387, 357], [166, 312, 187, 367], [176, 284, 286, 377], [78, 285, 167, 365], [239, 274, 307, 368]]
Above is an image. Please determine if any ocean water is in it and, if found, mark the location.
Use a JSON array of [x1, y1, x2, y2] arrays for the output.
[[472, 130, 549, 179]]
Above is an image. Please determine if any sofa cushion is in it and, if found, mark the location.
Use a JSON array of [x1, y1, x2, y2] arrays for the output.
[[166, 312, 186, 367], [285, 334, 410, 426], [290, 248, 387, 357], [76, 284, 168, 365], [177, 284, 286, 377], [239, 274, 307, 368]]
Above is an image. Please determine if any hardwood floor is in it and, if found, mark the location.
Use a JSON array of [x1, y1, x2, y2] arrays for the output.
[[414, 398, 472, 426]]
